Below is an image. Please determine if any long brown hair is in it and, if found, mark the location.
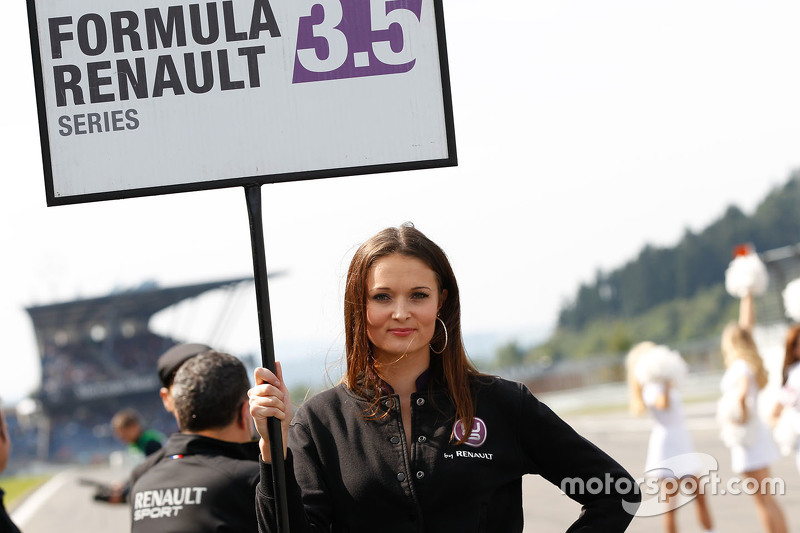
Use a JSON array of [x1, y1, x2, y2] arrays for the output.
[[343, 223, 483, 444], [783, 324, 800, 385]]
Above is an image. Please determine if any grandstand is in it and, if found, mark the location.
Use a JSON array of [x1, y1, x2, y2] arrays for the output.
[[11, 277, 255, 469]]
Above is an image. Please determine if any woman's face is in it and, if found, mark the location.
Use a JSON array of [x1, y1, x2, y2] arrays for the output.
[[365, 254, 445, 364]]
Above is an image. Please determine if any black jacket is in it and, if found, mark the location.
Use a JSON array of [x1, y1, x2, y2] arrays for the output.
[[0, 489, 21, 533], [256, 375, 640, 532], [131, 432, 260, 532]]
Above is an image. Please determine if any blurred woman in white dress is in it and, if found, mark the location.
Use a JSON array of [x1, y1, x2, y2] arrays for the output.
[[770, 279, 800, 471], [769, 324, 800, 473], [627, 342, 714, 533], [718, 292, 787, 533]]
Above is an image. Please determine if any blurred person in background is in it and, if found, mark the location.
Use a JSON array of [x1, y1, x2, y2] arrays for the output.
[[0, 398, 21, 533], [94, 344, 212, 504], [718, 292, 787, 533], [626, 342, 714, 533], [128, 342, 216, 490], [769, 324, 800, 473], [94, 407, 166, 504], [111, 408, 166, 458], [130, 350, 259, 532]]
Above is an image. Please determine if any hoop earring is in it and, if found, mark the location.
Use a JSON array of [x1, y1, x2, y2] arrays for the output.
[[430, 317, 448, 355]]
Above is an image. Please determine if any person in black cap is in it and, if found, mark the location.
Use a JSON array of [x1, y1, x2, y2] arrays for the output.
[[128, 343, 214, 488], [130, 350, 260, 533], [157, 343, 213, 415], [94, 343, 213, 504]]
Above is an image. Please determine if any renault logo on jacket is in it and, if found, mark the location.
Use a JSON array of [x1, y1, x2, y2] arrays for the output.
[[452, 417, 488, 447]]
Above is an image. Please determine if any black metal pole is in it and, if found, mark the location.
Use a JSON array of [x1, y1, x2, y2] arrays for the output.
[[244, 184, 291, 533]]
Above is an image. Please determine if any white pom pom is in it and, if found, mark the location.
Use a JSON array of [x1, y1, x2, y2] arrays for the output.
[[634, 345, 688, 385], [783, 278, 800, 322], [725, 254, 769, 298]]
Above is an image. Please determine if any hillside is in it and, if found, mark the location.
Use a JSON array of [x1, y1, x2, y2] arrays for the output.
[[510, 172, 800, 365]]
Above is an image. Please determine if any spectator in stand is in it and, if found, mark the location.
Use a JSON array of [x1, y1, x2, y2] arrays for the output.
[[130, 350, 260, 533], [0, 399, 21, 533]]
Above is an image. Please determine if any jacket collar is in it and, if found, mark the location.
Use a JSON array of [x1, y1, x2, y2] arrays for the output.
[[162, 432, 259, 460], [376, 368, 431, 395]]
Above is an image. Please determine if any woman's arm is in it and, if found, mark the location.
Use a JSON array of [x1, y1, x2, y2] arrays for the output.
[[520, 386, 640, 531], [250, 370, 339, 533], [255, 451, 308, 533], [739, 292, 755, 333], [736, 374, 749, 424], [250, 364, 325, 533]]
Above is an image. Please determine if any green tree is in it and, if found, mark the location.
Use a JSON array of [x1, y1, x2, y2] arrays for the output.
[[556, 173, 800, 329]]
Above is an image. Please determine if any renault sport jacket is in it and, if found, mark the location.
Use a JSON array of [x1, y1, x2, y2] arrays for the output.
[[131, 432, 260, 532]]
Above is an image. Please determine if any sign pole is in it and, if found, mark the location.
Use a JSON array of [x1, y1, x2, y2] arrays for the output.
[[244, 184, 291, 533]]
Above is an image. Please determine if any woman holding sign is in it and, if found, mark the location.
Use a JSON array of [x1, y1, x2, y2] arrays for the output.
[[249, 223, 639, 532]]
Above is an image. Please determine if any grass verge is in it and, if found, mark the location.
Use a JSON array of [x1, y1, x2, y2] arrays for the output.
[[1, 474, 51, 509]]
